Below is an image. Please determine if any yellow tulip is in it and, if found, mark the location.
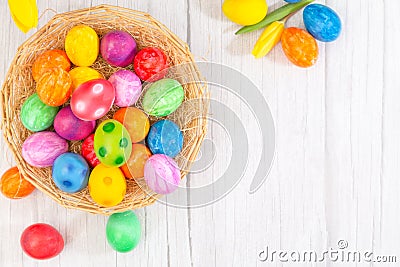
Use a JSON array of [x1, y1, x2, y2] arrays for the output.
[[8, 0, 38, 33], [252, 20, 285, 59]]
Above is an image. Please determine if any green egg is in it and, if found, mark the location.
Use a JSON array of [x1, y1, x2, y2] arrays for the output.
[[142, 78, 184, 117], [94, 119, 132, 167], [21, 93, 59, 132], [106, 211, 141, 253]]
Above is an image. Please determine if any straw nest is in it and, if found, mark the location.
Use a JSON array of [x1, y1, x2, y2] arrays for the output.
[[0, 5, 209, 214]]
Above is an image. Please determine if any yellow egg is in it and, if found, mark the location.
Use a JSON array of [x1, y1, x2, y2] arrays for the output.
[[88, 164, 126, 207], [69, 67, 103, 91], [65, 25, 99, 67]]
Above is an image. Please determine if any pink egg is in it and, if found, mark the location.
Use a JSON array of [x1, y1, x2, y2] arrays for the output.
[[22, 132, 68, 168], [144, 154, 180, 194], [108, 70, 142, 107], [70, 79, 115, 121], [54, 106, 96, 141], [100, 31, 137, 67]]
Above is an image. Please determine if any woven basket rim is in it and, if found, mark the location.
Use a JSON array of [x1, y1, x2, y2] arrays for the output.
[[1, 5, 209, 214]]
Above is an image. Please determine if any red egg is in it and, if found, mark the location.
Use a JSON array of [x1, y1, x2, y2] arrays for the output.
[[20, 223, 64, 260], [133, 47, 169, 82], [81, 134, 101, 168], [70, 79, 115, 121]]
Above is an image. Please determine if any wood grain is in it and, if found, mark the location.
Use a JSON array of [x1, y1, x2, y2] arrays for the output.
[[1, 0, 400, 266]]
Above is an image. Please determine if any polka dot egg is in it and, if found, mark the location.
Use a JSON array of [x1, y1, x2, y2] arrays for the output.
[[94, 119, 132, 167]]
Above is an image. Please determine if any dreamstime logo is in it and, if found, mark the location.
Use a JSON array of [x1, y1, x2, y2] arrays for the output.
[[258, 240, 397, 263], [130, 62, 276, 208]]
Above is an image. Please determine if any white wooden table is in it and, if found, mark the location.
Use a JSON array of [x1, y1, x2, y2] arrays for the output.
[[1, 1, 400, 266]]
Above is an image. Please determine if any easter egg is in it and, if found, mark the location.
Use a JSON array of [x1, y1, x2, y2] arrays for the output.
[[69, 67, 103, 91], [20, 223, 64, 260], [22, 132, 68, 168], [108, 70, 142, 107], [100, 30, 137, 67], [120, 144, 152, 179], [144, 154, 180, 194], [142, 78, 184, 117], [113, 107, 150, 143], [0, 166, 35, 199], [284, 0, 301, 3], [88, 164, 126, 207], [133, 47, 169, 82], [281, 27, 319, 68], [52, 153, 90, 193], [81, 134, 101, 168], [106, 211, 141, 253], [21, 93, 59, 132], [32, 50, 71, 82], [36, 67, 72, 107], [94, 120, 132, 167], [147, 120, 183, 158], [70, 79, 115, 121], [54, 105, 96, 141], [65, 25, 99, 67], [303, 4, 342, 42]]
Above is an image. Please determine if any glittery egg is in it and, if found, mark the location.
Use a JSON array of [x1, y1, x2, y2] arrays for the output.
[[144, 154, 180, 194], [108, 70, 142, 107], [22, 132, 68, 168], [54, 105, 96, 141]]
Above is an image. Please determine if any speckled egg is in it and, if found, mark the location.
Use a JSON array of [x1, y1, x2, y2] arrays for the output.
[[21, 93, 59, 132], [22, 132, 68, 168], [142, 78, 184, 117], [65, 25, 99, 67], [54, 105, 96, 141], [108, 70, 142, 107], [144, 154, 180, 195], [52, 153, 89, 193], [94, 120, 132, 167], [146, 120, 183, 158], [303, 4, 342, 42]]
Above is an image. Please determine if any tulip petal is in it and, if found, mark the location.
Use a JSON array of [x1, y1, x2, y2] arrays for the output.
[[252, 21, 285, 59], [8, 0, 38, 33]]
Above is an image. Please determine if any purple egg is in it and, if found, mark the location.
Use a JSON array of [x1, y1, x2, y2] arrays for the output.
[[108, 70, 142, 107], [54, 106, 96, 141], [22, 132, 68, 168], [144, 154, 180, 194], [100, 31, 137, 67]]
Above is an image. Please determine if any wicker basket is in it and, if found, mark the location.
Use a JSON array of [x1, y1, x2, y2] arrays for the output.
[[0, 5, 208, 214]]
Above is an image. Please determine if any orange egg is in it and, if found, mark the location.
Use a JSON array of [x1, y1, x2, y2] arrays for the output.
[[36, 67, 72, 107], [32, 50, 71, 82], [120, 144, 152, 179], [113, 107, 150, 143], [0, 166, 35, 199], [281, 27, 319, 68]]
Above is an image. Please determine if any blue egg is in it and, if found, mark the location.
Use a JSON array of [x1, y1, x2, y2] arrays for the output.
[[146, 120, 183, 158], [284, 0, 301, 3], [52, 152, 90, 193], [303, 4, 342, 42]]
